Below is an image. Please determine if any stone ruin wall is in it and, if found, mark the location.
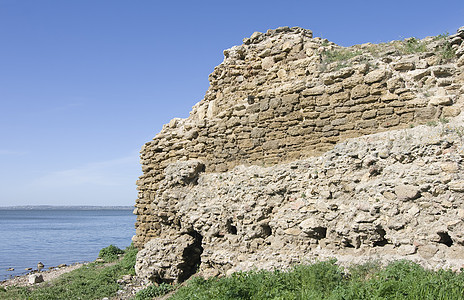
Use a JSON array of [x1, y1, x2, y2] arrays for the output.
[[133, 26, 464, 282]]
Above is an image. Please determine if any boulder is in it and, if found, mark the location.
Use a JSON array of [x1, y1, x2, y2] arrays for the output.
[[135, 233, 203, 283], [395, 185, 420, 201], [28, 274, 44, 284]]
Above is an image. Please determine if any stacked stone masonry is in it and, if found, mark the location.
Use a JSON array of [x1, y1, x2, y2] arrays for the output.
[[134, 26, 464, 282]]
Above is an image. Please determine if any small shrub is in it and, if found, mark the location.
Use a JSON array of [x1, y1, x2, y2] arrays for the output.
[[455, 126, 464, 137], [120, 245, 138, 274], [321, 39, 330, 46], [439, 41, 456, 61], [402, 37, 427, 54], [99, 245, 124, 262], [440, 117, 450, 124], [423, 91, 432, 98], [427, 121, 438, 127], [435, 31, 450, 40], [136, 283, 174, 300], [322, 49, 362, 64]]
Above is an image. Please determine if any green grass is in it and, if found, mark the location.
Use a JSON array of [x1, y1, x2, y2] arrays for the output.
[[438, 41, 456, 61], [401, 37, 427, 54], [0, 245, 138, 300], [166, 260, 464, 300], [136, 282, 175, 300], [5, 253, 464, 300], [99, 244, 125, 262], [322, 48, 362, 64]]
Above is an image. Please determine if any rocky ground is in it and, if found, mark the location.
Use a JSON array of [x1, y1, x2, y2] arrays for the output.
[[0, 262, 149, 300], [0, 263, 85, 288]]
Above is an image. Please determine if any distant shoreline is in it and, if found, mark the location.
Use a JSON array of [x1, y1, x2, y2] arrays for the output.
[[0, 205, 134, 210]]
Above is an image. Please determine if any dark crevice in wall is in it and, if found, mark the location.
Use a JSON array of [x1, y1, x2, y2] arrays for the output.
[[373, 227, 388, 247], [178, 231, 204, 282], [437, 231, 453, 247]]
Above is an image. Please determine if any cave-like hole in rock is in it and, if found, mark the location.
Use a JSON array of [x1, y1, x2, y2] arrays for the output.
[[312, 227, 327, 240], [226, 220, 238, 235], [343, 241, 355, 248], [178, 231, 204, 283], [261, 224, 272, 238], [438, 231, 453, 247], [229, 225, 238, 235], [373, 227, 388, 247], [319, 227, 327, 239]]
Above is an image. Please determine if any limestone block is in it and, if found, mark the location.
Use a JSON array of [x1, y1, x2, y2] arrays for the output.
[[443, 106, 462, 117], [299, 218, 327, 239], [28, 274, 44, 284], [362, 110, 376, 119], [381, 93, 398, 102], [342, 75, 364, 88], [441, 162, 459, 173], [397, 245, 417, 256], [351, 85, 370, 99], [326, 83, 343, 94], [429, 95, 453, 106], [164, 160, 205, 186], [417, 244, 438, 259], [395, 185, 420, 201], [261, 57, 275, 70], [392, 60, 415, 71], [302, 86, 325, 96], [330, 91, 350, 102], [431, 65, 455, 77], [457, 56, 464, 67], [398, 92, 415, 101], [408, 69, 430, 81], [332, 67, 355, 80], [365, 69, 389, 84]]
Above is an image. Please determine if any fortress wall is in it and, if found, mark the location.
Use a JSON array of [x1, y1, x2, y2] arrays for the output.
[[133, 26, 464, 255]]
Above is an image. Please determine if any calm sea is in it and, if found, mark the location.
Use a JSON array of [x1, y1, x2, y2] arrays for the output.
[[0, 208, 136, 281]]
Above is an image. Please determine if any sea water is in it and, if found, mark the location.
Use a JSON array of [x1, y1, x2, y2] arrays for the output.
[[0, 208, 136, 281]]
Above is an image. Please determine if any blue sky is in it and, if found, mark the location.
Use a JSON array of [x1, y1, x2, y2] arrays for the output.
[[0, 0, 463, 206]]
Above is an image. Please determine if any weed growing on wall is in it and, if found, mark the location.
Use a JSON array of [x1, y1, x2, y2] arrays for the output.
[[400, 37, 427, 54], [322, 49, 362, 64]]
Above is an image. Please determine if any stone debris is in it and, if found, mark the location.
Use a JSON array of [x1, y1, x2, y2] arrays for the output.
[[134, 26, 464, 283], [28, 274, 43, 284]]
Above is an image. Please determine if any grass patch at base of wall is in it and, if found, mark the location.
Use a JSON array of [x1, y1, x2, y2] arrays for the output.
[[166, 259, 464, 300]]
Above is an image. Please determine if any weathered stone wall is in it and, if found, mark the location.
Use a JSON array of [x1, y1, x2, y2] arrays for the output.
[[134, 26, 464, 282], [136, 120, 464, 282]]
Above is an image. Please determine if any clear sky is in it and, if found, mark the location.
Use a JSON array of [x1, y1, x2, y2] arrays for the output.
[[0, 0, 463, 206]]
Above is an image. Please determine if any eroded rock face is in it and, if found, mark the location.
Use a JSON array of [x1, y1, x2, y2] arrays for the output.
[[136, 120, 464, 282], [134, 26, 464, 283], [135, 233, 203, 284]]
